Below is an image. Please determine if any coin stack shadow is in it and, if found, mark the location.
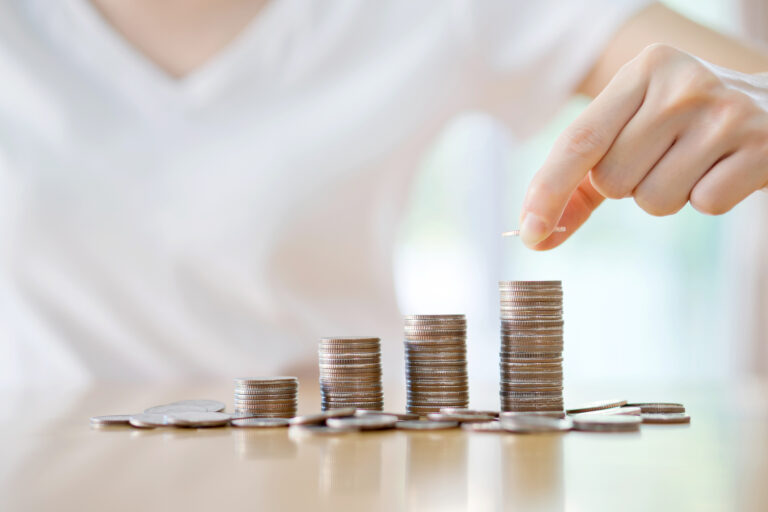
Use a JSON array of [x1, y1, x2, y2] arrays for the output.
[[233, 377, 298, 418], [318, 337, 384, 411], [404, 314, 469, 415], [499, 281, 564, 413]]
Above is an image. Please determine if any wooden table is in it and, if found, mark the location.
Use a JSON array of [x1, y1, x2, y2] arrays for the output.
[[1, 381, 766, 511]]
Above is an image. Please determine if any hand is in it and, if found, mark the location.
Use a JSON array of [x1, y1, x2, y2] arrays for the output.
[[519, 43, 768, 250]]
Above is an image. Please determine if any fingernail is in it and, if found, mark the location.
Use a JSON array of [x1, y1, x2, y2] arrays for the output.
[[520, 213, 549, 247]]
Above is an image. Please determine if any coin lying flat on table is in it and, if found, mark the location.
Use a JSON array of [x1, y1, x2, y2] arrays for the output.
[[167, 411, 231, 428], [641, 413, 691, 424], [289, 408, 357, 426], [129, 413, 173, 428], [396, 420, 460, 431], [231, 417, 290, 428], [572, 406, 642, 417], [566, 399, 628, 415], [626, 402, 686, 414], [355, 410, 419, 421], [571, 415, 641, 432], [501, 416, 573, 433], [462, 421, 504, 433], [326, 415, 397, 431], [500, 411, 566, 419], [427, 412, 495, 423], [440, 408, 499, 417], [90, 414, 132, 426], [145, 399, 226, 414]]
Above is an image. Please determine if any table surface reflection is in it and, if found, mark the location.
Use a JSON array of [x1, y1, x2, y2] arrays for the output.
[[1, 381, 766, 512]]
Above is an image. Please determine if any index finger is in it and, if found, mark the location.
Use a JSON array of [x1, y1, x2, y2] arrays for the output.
[[519, 61, 648, 247]]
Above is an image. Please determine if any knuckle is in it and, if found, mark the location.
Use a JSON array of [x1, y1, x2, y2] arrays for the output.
[[633, 189, 681, 217], [710, 90, 754, 133], [638, 43, 678, 68], [558, 124, 605, 160], [659, 65, 720, 116], [689, 186, 730, 215], [589, 166, 630, 199]]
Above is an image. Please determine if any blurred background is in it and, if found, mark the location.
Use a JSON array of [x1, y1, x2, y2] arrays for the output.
[[394, 0, 765, 390]]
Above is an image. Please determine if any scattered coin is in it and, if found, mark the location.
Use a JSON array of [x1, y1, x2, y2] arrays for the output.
[[501, 416, 573, 433], [571, 415, 641, 433], [166, 411, 231, 428], [396, 420, 460, 430], [355, 410, 419, 421], [129, 413, 172, 429], [626, 402, 686, 414], [231, 418, 290, 428], [440, 408, 499, 417], [289, 408, 357, 426], [566, 399, 628, 415], [500, 411, 566, 420], [427, 412, 495, 423], [144, 403, 208, 414], [326, 415, 397, 431], [461, 421, 504, 433], [572, 406, 642, 417], [90, 414, 132, 426], [641, 413, 691, 425]]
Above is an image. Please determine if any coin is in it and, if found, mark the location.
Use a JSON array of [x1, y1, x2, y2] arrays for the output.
[[289, 408, 357, 426], [461, 421, 504, 433], [641, 413, 691, 424], [166, 411, 231, 428], [231, 417, 290, 428], [501, 416, 573, 433], [355, 410, 420, 421], [566, 399, 628, 415], [439, 408, 499, 417], [319, 337, 383, 412], [326, 415, 397, 430], [427, 412, 495, 423], [90, 414, 132, 426], [500, 411, 566, 419], [626, 402, 686, 414], [129, 413, 172, 428], [572, 406, 642, 417], [396, 420, 460, 430], [571, 415, 641, 432], [144, 404, 208, 414]]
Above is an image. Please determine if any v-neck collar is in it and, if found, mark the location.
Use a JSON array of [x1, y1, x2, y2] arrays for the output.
[[25, 0, 303, 108]]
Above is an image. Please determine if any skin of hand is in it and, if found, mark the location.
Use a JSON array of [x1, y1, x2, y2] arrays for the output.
[[520, 44, 768, 250]]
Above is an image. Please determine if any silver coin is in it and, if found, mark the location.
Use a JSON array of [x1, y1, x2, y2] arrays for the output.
[[571, 406, 642, 417], [501, 416, 572, 433], [571, 415, 641, 432], [144, 403, 209, 414], [625, 402, 686, 414], [641, 413, 691, 424], [355, 410, 419, 421], [396, 420, 460, 430], [166, 411, 231, 428], [231, 417, 290, 428], [566, 399, 628, 415], [169, 399, 226, 412], [326, 415, 397, 430], [440, 408, 499, 417], [90, 414, 133, 426], [129, 413, 172, 428], [289, 408, 357, 426], [500, 411, 566, 419], [427, 413, 495, 423], [461, 421, 504, 433]]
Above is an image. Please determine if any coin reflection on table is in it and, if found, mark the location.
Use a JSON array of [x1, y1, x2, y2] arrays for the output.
[[501, 435, 564, 512], [406, 430, 468, 511], [319, 434, 383, 498], [233, 428, 297, 460]]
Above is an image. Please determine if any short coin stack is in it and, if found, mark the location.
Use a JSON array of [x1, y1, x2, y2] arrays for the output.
[[404, 314, 469, 415], [499, 281, 564, 413], [233, 377, 298, 418], [318, 337, 383, 411]]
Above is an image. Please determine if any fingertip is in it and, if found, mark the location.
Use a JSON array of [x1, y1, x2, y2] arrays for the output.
[[519, 212, 551, 248]]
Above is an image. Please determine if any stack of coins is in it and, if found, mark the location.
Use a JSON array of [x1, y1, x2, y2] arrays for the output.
[[233, 377, 298, 418], [498, 281, 564, 413], [318, 337, 383, 411], [404, 314, 469, 415]]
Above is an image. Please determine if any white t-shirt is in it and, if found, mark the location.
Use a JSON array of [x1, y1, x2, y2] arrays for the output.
[[0, 0, 650, 387]]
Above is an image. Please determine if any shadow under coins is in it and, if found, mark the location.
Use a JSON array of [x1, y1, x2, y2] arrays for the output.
[[406, 430, 468, 512], [501, 434, 565, 512]]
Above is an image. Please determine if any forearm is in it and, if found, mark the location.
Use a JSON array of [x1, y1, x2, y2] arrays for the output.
[[578, 2, 768, 98]]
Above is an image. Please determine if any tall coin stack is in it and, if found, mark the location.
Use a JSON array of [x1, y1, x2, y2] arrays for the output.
[[404, 314, 469, 415], [233, 377, 298, 418], [498, 281, 564, 413], [318, 337, 384, 411]]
